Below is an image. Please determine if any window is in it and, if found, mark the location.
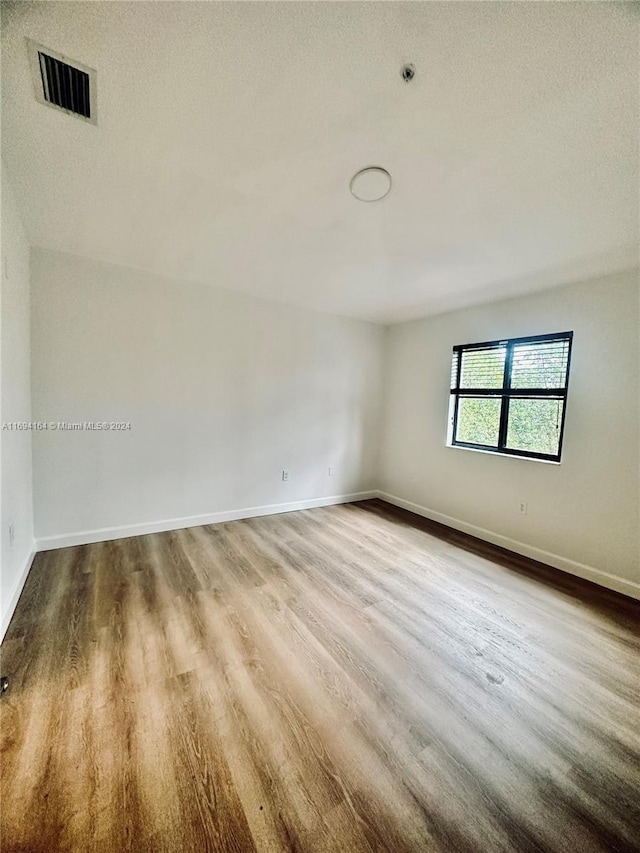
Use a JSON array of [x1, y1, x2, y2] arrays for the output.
[[448, 331, 573, 462]]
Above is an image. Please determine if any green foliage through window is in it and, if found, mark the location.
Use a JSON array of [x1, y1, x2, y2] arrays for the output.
[[449, 332, 572, 461]]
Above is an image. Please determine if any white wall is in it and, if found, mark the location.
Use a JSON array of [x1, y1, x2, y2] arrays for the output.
[[379, 270, 640, 598], [11, 244, 640, 612], [31, 248, 384, 545], [1, 164, 35, 637]]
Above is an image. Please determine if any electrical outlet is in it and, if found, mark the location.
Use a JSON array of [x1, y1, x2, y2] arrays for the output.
[[518, 501, 528, 515], [282, 470, 289, 482], [8, 523, 15, 546], [328, 466, 334, 477]]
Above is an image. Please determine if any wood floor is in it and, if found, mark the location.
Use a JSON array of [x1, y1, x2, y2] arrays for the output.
[[1, 500, 639, 853]]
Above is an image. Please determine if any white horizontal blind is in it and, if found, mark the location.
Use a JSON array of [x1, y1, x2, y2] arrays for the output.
[[458, 345, 506, 390], [510, 339, 570, 390], [450, 350, 459, 390]]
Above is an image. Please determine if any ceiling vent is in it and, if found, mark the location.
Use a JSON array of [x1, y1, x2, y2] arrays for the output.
[[28, 40, 97, 125]]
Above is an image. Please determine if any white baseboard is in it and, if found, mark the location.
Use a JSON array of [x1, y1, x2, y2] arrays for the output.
[[35, 491, 378, 552], [377, 491, 640, 601], [0, 543, 36, 643], [25, 488, 640, 609]]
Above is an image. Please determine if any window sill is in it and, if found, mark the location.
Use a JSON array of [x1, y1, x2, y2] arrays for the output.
[[446, 443, 561, 465]]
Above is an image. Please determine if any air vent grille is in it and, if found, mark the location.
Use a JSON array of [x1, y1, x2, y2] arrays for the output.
[[38, 51, 91, 118], [28, 40, 97, 125]]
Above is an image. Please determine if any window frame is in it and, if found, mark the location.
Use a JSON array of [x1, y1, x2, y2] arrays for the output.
[[449, 331, 573, 463]]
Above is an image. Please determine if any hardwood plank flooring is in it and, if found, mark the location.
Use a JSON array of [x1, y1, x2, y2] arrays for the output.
[[1, 499, 639, 852]]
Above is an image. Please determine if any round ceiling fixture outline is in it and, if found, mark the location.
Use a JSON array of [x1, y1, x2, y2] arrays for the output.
[[349, 166, 392, 202]]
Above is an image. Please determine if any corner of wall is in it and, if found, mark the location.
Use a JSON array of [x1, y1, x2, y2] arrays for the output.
[[1, 162, 35, 640], [372, 322, 392, 490]]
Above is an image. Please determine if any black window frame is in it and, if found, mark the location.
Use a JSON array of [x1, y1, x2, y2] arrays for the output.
[[449, 331, 573, 463]]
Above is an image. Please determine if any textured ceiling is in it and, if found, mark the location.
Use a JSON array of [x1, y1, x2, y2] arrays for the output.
[[1, 1, 638, 323]]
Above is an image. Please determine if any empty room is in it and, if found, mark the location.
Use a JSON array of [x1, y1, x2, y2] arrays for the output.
[[1, 2, 639, 851]]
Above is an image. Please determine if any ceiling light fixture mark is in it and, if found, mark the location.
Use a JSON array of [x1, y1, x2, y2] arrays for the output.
[[350, 167, 392, 202]]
